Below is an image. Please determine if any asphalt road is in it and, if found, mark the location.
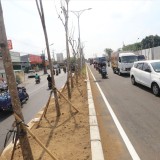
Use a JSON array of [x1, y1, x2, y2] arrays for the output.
[[0, 69, 67, 153], [88, 64, 160, 160]]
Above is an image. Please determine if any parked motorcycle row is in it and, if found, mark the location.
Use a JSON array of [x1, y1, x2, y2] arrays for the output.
[[92, 61, 108, 79]]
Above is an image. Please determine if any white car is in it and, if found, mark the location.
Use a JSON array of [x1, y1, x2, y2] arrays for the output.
[[130, 60, 160, 96], [28, 70, 36, 78]]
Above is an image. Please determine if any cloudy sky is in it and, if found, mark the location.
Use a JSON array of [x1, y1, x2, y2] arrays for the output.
[[1, 0, 160, 59]]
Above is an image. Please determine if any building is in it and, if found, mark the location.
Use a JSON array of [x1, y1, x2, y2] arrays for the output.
[[21, 54, 43, 72], [0, 51, 24, 83], [56, 53, 64, 63], [10, 51, 21, 70]]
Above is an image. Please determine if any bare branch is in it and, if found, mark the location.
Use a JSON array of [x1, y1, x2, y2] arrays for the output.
[[35, 0, 42, 19], [54, 0, 65, 26], [69, 38, 78, 57]]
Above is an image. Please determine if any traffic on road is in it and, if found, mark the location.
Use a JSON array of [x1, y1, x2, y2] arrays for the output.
[[88, 63, 160, 160]]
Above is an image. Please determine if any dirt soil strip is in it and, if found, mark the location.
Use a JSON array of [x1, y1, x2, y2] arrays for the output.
[[1, 75, 92, 160]]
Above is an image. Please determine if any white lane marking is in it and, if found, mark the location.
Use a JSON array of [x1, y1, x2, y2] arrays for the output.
[[88, 66, 141, 160]]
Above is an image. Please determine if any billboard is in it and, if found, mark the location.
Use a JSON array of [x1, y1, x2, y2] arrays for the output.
[[29, 54, 42, 64]]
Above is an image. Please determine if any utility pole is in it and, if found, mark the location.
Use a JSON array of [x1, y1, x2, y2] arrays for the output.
[[0, 1, 33, 159]]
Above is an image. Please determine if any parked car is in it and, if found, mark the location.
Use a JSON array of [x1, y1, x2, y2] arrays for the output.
[[130, 60, 160, 96], [28, 70, 36, 78], [0, 86, 29, 112]]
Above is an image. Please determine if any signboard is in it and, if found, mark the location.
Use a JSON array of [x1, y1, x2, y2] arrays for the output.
[[7, 40, 13, 50], [10, 51, 21, 62], [29, 54, 42, 64]]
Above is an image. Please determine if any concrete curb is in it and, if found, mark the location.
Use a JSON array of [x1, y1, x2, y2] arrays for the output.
[[86, 66, 104, 160]]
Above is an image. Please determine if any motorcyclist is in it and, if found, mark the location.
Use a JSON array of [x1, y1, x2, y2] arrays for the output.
[[101, 65, 107, 73], [47, 74, 52, 89], [63, 66, 66, 73], [101, 63, 107, 78], [35, 73, 40, 83]]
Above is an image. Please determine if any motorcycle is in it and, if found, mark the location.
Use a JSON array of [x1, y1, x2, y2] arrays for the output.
[[0, 86, 29, 112], [63, 67, 66, 73], [101, 67, 108, 79], [48, 82, 52, 90], [35, 78, 40, 84]]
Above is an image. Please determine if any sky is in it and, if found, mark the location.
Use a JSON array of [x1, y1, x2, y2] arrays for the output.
[[1, 0, 160, 59]]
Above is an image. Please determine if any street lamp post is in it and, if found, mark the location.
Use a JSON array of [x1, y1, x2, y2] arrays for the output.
[[42, 43, 54, 74], [71, 8, 92, 69], [136, 38, 139, 55]]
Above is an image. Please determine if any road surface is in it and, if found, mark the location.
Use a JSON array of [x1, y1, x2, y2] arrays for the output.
[[0, 69, 67, 153]]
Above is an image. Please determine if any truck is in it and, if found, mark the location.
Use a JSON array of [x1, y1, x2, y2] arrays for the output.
[[111, 52, 138, 75], [89, 58, 94, 65], [93, 56, 106, 73]]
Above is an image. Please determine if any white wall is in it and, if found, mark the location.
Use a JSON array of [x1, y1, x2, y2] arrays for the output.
[[136, 46, 160, 60]]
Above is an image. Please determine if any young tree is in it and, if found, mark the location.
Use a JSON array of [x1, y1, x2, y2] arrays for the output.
[[0, 2, 34, 159], [69, 37, 79, 84], [35, 0, 60, 116], [104, 48, 113, 62], [58, 0, 71, 99]]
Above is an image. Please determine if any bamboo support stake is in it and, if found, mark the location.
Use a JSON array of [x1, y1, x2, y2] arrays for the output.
[[55, 87, 79, 113], [14, 114, 59, 160], [57, 82, 67, 99], [61, 81, 67, 93], [75, 83, 83, 97], [36, 91, 53, 128]]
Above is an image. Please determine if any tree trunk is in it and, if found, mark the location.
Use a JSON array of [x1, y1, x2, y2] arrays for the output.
[[0, 2, 34, 159], [65, 1, 71, 99], [37, 0, 60, 116]]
